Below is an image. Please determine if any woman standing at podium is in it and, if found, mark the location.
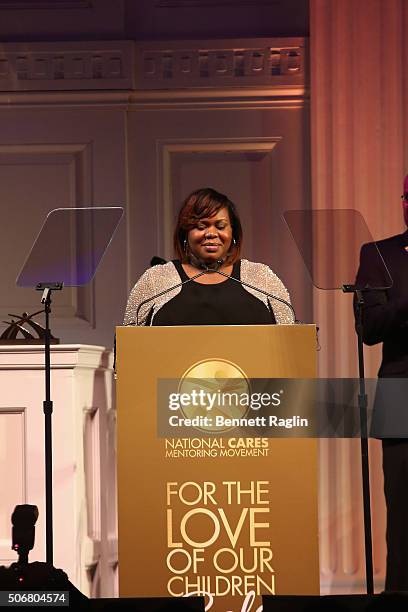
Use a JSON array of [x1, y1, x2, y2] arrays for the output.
[[123, 187, 294, 326]]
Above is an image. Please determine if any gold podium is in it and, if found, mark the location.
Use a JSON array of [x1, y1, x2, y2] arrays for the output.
[[116, 324, 319, 610]]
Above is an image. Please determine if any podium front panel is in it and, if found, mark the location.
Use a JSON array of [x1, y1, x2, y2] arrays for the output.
[[116, 325, 319, 610]]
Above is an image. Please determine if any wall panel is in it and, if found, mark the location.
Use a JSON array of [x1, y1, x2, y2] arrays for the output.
[[0, 410, 25, 565], [127, 102, 312, 322], [0, 108, 127, 348]]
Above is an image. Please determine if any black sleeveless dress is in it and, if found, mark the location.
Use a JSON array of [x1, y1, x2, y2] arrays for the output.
[[151, 260, 275, 326]]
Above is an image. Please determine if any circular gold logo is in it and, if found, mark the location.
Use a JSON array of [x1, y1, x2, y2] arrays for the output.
[[178, 358, 250, 433]]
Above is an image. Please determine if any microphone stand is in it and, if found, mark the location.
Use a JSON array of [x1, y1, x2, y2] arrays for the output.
[[135, 268, 208, 325], [134, 259, 297, 325], [212, 264, 297, 323], [117, 267, 209, 372]]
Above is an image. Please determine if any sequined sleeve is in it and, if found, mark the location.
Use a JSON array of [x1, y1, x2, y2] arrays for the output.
[[264, 266, 293, 324], [123, 268, 154, 326], [240, 259, 294, 325], [123, 262, 182, 326]]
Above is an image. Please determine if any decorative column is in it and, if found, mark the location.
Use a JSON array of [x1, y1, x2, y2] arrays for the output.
[[311, 0, 407, 593]]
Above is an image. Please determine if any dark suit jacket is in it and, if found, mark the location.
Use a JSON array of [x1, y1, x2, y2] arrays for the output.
[[355, 230, 408, 437], [355, 230, 408, 377]]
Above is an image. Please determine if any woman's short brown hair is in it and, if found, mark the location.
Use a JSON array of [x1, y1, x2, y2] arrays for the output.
[[174, 187, 243, 263]]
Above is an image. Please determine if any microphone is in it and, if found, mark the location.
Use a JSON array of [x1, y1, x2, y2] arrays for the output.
[[209, 259, 298, 323], [198, 259, 225, 273], [115, 266, 209, 376], [130, 258, 297, 325], [134, 267, 208, 325]]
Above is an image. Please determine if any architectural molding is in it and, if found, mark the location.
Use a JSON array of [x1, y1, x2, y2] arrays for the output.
[[157, 137, 281, 257], [156, 0, 276, 5], [0, 87, 307, 111], [0, 38, 304, 93], [0, 1, 92, 7], [0, 41, 134, 92], [136, 38, 305, 89]]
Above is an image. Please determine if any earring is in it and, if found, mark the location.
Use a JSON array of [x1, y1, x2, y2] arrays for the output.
[[232, 238, 236, 246], [183, 239, 188, 253]]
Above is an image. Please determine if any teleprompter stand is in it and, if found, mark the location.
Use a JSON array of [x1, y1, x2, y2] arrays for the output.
[[284, 208, 393, 595], [16, 207, 123, 567], [341, 285, 374, 593], [36, 281, 63, 564]]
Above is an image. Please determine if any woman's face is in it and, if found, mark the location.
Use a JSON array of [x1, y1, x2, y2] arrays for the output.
[[187, 207, 233, 264]]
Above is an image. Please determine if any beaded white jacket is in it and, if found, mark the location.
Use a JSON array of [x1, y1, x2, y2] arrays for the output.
[[123, 259, 293, 326]]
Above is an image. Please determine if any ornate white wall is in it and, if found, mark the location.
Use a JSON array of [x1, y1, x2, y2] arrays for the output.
[[0, 345, 116, 597]]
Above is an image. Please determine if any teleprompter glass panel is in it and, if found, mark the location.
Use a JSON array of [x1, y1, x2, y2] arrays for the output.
[[16, 207, 123, 287]]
